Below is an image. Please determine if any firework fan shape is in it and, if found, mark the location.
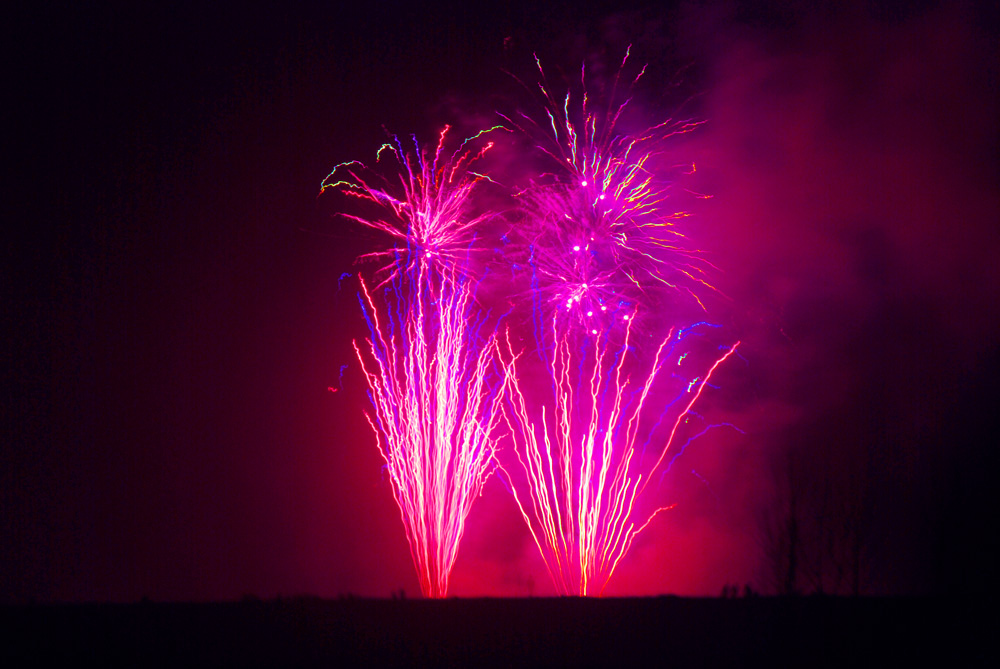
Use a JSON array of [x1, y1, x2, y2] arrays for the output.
[[499, 317, 739, 596], [325, 127, 507, 598]]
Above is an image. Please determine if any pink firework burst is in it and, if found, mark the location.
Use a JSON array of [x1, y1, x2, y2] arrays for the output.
[[321, 125, 504, 287], [502, 49, 718, 332]]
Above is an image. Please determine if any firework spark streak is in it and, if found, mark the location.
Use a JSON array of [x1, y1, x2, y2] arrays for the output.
[[326, 127, 506, 598], [354, 268, 504, 598], [499, 318, 739, 596], [502, 51, 718, 327]]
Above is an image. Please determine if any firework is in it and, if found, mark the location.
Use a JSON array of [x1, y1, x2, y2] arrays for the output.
[[488, 52, 739, 595], [502, 50, 717, 330], [325, 49, 739, 597], [321, 125, 502, 286], [327, 127, 506, 598], [499, 318, 739, 595]]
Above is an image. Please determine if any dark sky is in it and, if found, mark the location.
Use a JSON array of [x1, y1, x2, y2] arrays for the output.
[[3, 1, 997, 602]]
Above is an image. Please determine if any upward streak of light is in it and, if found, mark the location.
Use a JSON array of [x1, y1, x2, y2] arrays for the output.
[[499, 317, 739, 596], [355, 266, 504, 598], [502, 51, 718, 329]]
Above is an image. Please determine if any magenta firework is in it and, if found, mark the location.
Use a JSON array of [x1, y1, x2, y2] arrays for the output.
[[491, 53, 740, 595], [327, 51, 739, 597], [326, 128, 506, 598]]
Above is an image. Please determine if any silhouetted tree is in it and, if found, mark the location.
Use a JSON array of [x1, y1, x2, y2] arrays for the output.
[[758, 439, 875, 596], [759, 452, 801, 595]]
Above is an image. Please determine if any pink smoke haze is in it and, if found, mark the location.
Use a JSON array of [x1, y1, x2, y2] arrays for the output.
[[4, 2, 996, 603]]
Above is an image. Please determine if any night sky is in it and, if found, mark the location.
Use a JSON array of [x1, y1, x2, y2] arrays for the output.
[[3, 1, 997, 603]]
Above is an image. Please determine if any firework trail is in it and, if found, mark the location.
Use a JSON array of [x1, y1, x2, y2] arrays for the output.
[[325, 127, 506, 598], [499, 318, 738, 596], [501, 50, 718, 331]]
